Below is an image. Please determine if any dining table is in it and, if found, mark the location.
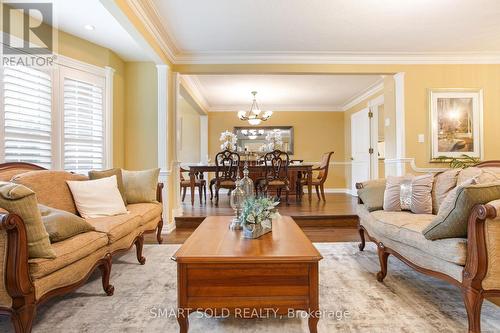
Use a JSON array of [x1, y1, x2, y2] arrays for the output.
[[185, 163, 315, 205]]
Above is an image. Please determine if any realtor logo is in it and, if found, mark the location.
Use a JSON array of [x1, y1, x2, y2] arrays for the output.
[[2, 2, 53, 55]]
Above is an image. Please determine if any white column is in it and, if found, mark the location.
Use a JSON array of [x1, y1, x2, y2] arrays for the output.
[[172, 73, 183, 217], [156, 64, 170, 228], [394, 72, 406, 176], [104, 66, 115, 169], [200, 115, 208, 164]]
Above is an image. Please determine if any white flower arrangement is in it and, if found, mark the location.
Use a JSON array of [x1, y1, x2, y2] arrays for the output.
[[240, 197, 280, 230], [260, 129, 283, 152], [219, 130, 238, 151]]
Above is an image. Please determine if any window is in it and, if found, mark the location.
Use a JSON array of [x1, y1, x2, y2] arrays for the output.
[[2, 66, 52, 168], [0, 57, 112, 172]]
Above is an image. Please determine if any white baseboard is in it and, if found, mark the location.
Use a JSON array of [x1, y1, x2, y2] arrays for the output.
[[162, 222, 176, 234]]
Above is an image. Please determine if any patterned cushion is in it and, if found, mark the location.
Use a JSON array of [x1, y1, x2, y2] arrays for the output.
[[12, 170, 87, 214], [122, 168, 160, 204], [357, 179, 386, 212], [423, 181, 500, 240], [0, 182, 55, 258]]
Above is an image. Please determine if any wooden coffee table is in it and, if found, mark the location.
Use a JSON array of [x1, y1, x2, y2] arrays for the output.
[[172, 216, 323, 333]]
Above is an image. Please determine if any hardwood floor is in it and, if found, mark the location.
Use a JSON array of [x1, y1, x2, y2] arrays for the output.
[[146, 193, 360, 244]]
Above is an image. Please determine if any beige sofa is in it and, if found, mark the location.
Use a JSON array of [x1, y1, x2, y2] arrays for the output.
[[0, 162, 164, 333], [357, 161, 500, 333]]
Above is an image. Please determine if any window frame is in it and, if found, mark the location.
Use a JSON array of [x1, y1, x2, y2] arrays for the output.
[[0, 38, 114, 171]]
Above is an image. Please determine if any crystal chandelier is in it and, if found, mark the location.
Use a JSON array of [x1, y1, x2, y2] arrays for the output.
[[237, 91, 272, 126]]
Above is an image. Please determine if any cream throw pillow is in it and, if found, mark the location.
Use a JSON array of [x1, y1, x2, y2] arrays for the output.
[[383, 174, 434, 214], [122, 168, 160, 204], [66, 176, 127, 218]]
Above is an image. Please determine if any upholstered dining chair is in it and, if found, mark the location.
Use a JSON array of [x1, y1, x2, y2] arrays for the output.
[[256, 150, 291, 205], [212, 150, 241, 206], [180, 167, 206, 203], [298, 151, 334, 201]]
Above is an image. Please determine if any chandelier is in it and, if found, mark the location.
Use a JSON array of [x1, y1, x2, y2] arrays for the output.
[[237, 91, 272, 125]]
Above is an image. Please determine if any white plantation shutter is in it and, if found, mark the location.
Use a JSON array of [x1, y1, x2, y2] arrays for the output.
[[2, 66, 52, 169], [63, 75, 105, 173]]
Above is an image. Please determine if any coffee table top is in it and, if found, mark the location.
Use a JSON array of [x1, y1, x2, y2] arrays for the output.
[[172, 216, 322, 263]]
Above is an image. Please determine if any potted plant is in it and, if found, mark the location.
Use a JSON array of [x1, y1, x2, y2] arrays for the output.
[[239, 197, 280, 239]]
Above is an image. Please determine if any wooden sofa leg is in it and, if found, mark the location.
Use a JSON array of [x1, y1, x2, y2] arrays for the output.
[[98, 254, 114, 296], [376, 243, 390, 282], [11, 303, 36, 333], [156, 218, 164, 244], [135, 235, 146, 265], [462, 287, 484, 333], [358, 227, 366, 251]]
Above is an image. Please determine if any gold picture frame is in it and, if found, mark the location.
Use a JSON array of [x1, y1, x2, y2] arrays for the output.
[[428, 88, 483, 162]]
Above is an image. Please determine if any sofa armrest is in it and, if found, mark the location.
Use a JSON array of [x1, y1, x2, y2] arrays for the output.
[[0, 212, 34, 308], [464, 201, 500, 292], [156, 182, 164, 203], [356, 179, 386, 207]]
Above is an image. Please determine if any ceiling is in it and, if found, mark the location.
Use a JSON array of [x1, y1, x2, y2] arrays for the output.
[[148, 0, 500, 63], [183, 75, 383, 111], [52, 0, 149, 61]]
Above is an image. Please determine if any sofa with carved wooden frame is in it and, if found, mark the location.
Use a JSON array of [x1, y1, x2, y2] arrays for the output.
[[356, 161, 500, 333], [0, 162, 164, 333]]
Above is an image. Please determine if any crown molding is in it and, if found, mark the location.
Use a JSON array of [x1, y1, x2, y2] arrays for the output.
[[126, 0, 180, 64], [180, 75, 210, 111], [342, 79, 384, 111], [208, 105, 344, 112], [174, 51, 500, 65]]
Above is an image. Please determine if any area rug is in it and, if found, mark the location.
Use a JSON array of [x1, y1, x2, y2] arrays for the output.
[[1, 242, 499, 333]]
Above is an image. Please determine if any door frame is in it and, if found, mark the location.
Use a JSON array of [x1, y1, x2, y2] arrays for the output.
[[350, 107, 371, 193], [368, 94, 384, 180]]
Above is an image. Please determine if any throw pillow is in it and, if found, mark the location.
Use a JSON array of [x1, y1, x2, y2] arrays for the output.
[[383, 176, 405, 211], [122, 168, 160, 204], [0, 182, 55, 259], [421, 178, 500, 240], [39, 204, 95, 243], [410, 174, 434, 214], [66, 175, 128, 218], [383, 174, 434, 214], [431, 169, 460, 215], [88, 168, 127, 205], [357, 179, 386, 212]]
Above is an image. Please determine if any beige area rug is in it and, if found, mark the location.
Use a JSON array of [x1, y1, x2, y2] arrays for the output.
[[1, 242, 499, 333]]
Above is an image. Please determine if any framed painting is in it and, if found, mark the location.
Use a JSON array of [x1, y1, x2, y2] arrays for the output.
[[429, 88, 483, 161]]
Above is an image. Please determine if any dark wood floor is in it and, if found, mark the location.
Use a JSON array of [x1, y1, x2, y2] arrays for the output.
[[146, 193, 361, 244]]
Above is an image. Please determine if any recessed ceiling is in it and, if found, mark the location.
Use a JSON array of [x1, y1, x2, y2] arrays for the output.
[[149, 0, 500, 62], [183, 75, 383, 111], [52, 0, 150, 61]]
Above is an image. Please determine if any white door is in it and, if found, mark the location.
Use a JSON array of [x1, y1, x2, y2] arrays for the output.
[[351, 108, 371, 193]]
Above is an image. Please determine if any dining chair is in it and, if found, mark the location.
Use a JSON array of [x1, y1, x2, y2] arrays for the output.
[[180, 167, 206, 203], [298, 151, 334, 201], [256, 150, 291, 205], [212, 150, 241, 206]]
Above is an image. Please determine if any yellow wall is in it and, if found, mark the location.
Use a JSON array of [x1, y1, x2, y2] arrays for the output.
[[208, 111, 346, 188], [178, 98, 201, 163], [124, 62, 158, 169], [3, 7, 127, 167]]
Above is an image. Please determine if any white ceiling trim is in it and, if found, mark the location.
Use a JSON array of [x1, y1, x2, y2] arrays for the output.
[[126, 0, 180, 63], [130, 5, 500, 65], [208, 105, 344, 112], [342, 79, 384, 111], [180, 75, 210, 111], [174, 51, 500, 65]]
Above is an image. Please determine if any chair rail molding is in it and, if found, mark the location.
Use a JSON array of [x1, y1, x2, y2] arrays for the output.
[[384, 158, 448, 173]]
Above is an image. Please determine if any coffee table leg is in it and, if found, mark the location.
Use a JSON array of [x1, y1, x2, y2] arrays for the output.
[[308, 262, 319, 333], [177, 311, 189, 333]]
